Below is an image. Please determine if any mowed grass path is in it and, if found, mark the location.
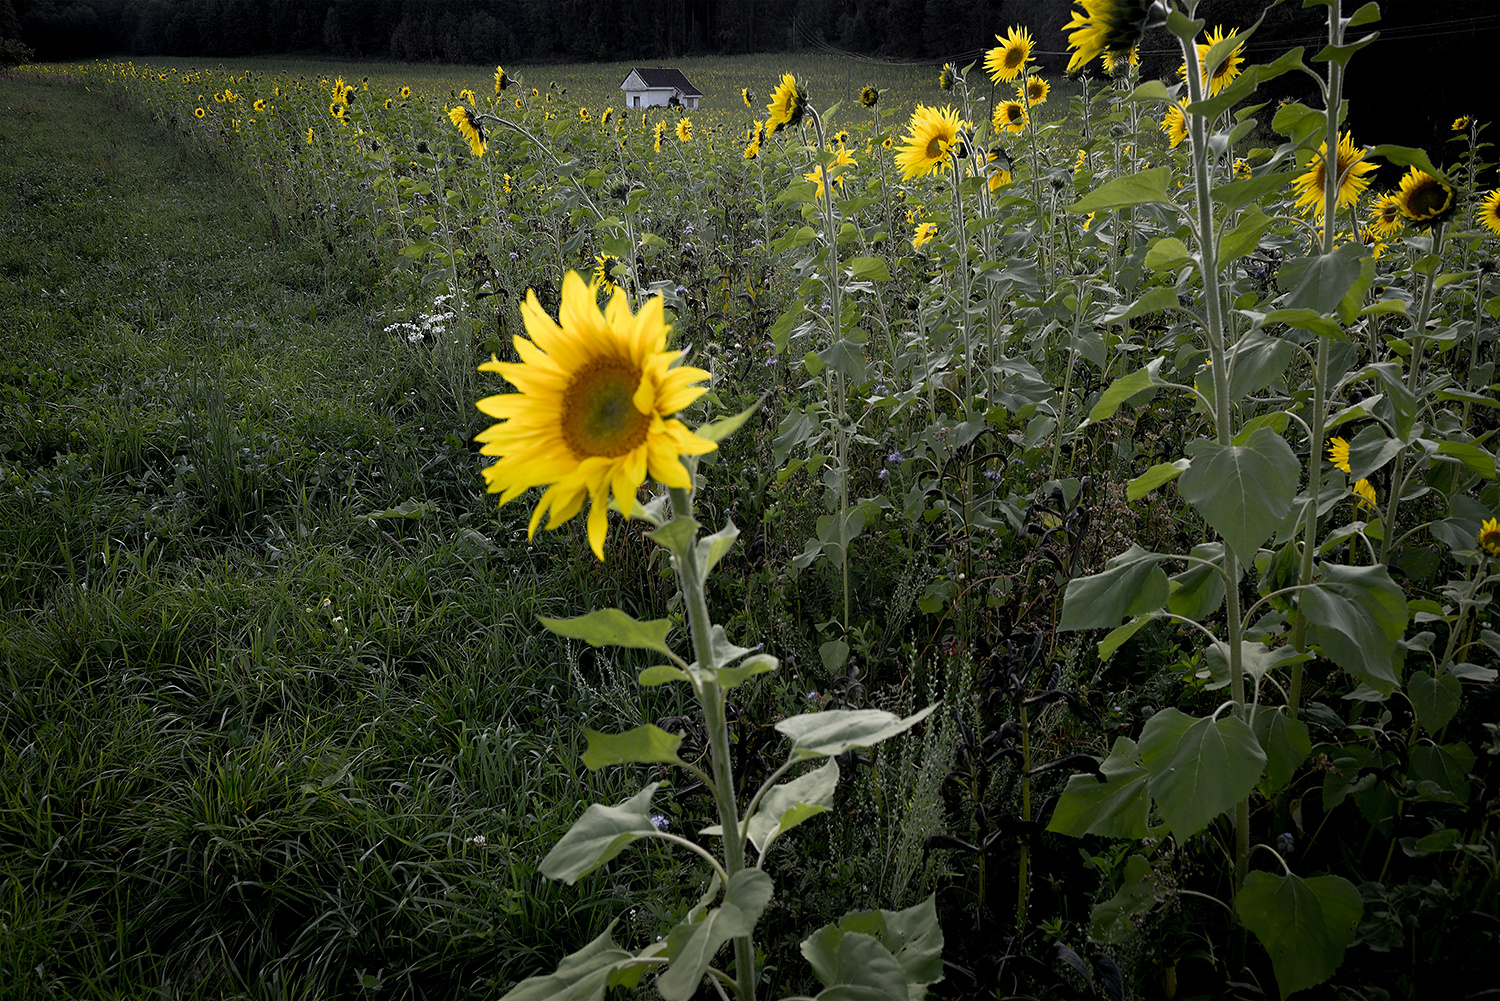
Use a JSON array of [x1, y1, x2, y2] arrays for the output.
[[0, 77, 687, 999]]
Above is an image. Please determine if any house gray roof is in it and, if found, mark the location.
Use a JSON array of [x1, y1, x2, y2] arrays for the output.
[[623, 68, 703, 97]]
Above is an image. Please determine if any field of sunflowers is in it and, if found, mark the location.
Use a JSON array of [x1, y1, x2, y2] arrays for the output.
[[3, 0, 1499, 998]]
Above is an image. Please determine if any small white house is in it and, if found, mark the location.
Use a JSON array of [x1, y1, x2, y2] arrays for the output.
[[619, 68, 703, 110]]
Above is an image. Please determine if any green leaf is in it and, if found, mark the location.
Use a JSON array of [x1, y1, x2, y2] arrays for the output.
[[1409, 742, 1474, 804], [1213, 173, 1291, 213], [1369, 144, 1453, 185], [1087, 357, 1165, 422], [1300, 563, 1407, 695], [1047, 737, 1151, 839], [540, 783, 661, 885], [1098, 613, 1159, 660], [1435, 440, 1497, 479], [776, 705, 938, 761], [1128, 459, 1190, 501], [818, 339, 867, 383], [1059, 544, 1169, 631], [498, 926, 663, 1001], [1271, 101, 1325, 145], [1408, 670, 1461, 735], [1346, 424, 1402, 482], [769, 301, 804, 353], [1277, 243, 1365, 314], [697, 395, 765, 444], [657, 869, 774, 1001], [1219, 205, 1276, 266], [1068, 167, 1174, 213], [638, 665, 690, 687], [1138, 709, 1266, 841], [581, 725, 683, 770], [539, 609, 675, 656], [801, 930, 908, 1001], [1236, 871, 1362, 1001], [1311, 32, 1378, 67], [1167, 545, 1227, 621], [1227, 330, 1296, 399], [1089, 855, 1160, 944], [696, 519, 740, 578], [1347, 2, 1381, 28], [1262, 308, 1345, 340], [849, 256, 891, 281], [1144, 236, 1194, 272], [1254, 710, 1312, 794], [736, 758, 840, 853], [1099, 286, 1181, 324], [809, 896, 944, 998], [1177, 429, 1299, 559], [716, 653, 779, 688], [1127, 80, 1170, 103]]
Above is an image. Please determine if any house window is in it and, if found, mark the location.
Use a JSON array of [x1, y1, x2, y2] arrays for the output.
[[632, 95, 639, 107]]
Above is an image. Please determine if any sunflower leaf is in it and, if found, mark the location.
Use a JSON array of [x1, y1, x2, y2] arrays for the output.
[[539, 608, 676, 656], [697, 394, 764, 444], [1068, 167, 1174, 213]]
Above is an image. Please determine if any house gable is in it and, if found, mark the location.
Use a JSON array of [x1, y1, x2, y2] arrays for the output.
[[619, 67, 703, 109]]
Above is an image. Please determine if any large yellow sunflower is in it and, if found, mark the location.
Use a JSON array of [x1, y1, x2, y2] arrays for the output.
[[475, 272, 715, 561], [993, 100, 1028, 135], [766, 73, 806, 135], [1018, 76, 1050, 106], [1479, 189, 1500, 235], [984, 26, 1034, 84], [1161, 98, 1189, 149], [1394, 166, 1455, 225], [676, 118, 693, 142], [449, 105, 485, 156], [1328, 437, 1351, 474], [1368, 193, 1404, 239], [804, 147, 856, 198], [1064, 0, 1154, 75], [1290, 132, 1375, 218], [912, 221, 938, 251], [1183, 26, 1245, 96], [896, 104, 965, 180]]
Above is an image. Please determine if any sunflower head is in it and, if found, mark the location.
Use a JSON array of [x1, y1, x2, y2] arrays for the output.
[[833, 129, 850, 146], [676, 118, 693, 142], [1478, 189, 1500, 235], [253, 98, 266, 112], [1368, 193, 1404, 238], [938, 64, 956, 91], [860, 86, 880, 108], [741, 87, 754, 108], [1065, 0, 1159, 75], [449, 105, 486, 156], [766, 73, 806, 134], [474, 271, 715, 561], [1290, 132, 1376, 218], [896, 104, 965, 180], [1161, 98, 1189, 149], [1193, 25, 1245, 96], [1019, 76, 1050, 105], [1101, 43, 1140, 75], [401, 86, 411, 99], [1481, 517, 1500, 556], [1233, 158, 1250, 179], [1328, 437, 1351, 474], [1453, 115, 1471, 132], [601, 107, 613, 125], [1352, 478, 1379, 514], [593, 254, 622, 292], [993, 100, 1028, 135], [495, 66, 511, 93], [984, 26, 1035, 84], [1395, 166, 1456, 225], [912, 221, 938, 251]]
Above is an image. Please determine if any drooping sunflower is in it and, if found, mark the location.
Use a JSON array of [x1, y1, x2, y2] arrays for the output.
[[459, 88, 476, 107], [803, 147, 856, 198], [494, 66, 511, 93], [993, 100, 1028, 135], [896, 104, 965, 180], [601, 106, 614, 126], [938, 64, 955, 91], [1368, 193, 1404, 239], [449, 105, 486, 157], [741, 87, 754, 108], [1352, 478, 1379, 514], [860, 86, 880, 108], [1394, 165, 1455, 225], [593, 254, 622, 293], [985, 26, 1035, 84], [1101, 43, 1140, 75], [912, 221, 938, 250], [1328, 437, 1351, 474], [1290, 132, 1375, 218], [1064, 0, 1156, 75], [1480, 517, 1500, 556], [987, 148, 1014, 191], [1161, 98, 1189, 149], [653, 121, 667, 152], [1478, 189, 1500, 235], [474, 271, 715, 561], [765, 73, 806, 135], [1184, 26, 1245, 97], [676, 118, 693, 142], [1018, 76, 1050, 106]]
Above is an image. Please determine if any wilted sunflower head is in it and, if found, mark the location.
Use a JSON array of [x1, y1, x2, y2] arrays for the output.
[[984, 26, 1035, 84], [449, 105, 486, 156], [766, 73, 806, 134], [860, 86, 880, 108], [1065, 0, 1160, 75], [1394, 166, 1455, 225]]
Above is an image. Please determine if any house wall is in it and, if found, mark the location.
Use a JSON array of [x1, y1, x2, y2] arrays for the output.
[[622, 89, 699, 109]]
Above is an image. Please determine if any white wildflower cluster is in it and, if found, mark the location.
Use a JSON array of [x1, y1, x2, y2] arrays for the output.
[[384, 293, 457, 345]]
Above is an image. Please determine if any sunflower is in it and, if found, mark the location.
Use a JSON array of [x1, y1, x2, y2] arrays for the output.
[[460, 88, 475, 107], [676, 118, 693, 142], [329, 102, 344, 119], [1161, 98, 1189, 149], [1186, 26, 1245, 97], [766, 73, 806, 135], [860, 86, 880, 108], [987, 148, 1014, 191], [1018, 76, 1050, 106], [833, 129, 850, 146], [896, 105, 965, 180], [1102, 44, 1140, 74], [384, 98, 391, 109], [1478, 189, 1500, 235], [1368, 193, 1404, 238], [993, 100, 1027, 135], [938, 64, 955, 91], [1074, 148, 1089, 175], [1233, 158, 1250, 179], [400, 86, 411, 99], [449, 105, 486, 156], [1328, 437, 1351, 473], [1481, 517, 1500, 556], [1453, 115, 1470, 132], [985, 26, 1035, 83], [912, 221, 938, 250], [474, 272, 715, 561], [1352, 478, 1379, 514], [1064, 0, 1155, 75], [1394, 166, 1455, 225], [804, 147, 856, 198], [494, 66, 511, 93], [741, 87, 754, 108], [743, 135, 761, 160], [601, 107, 614, 126], [214, 91, 225, 103], [578, 107, 590, 122], [253, 98, 266, 112], [305, 127, 313, 144], [653, 121, 667, 152], [194, 107, 205, 119], [593, 254, 622, 293], [1291, 132, 1375, 218]]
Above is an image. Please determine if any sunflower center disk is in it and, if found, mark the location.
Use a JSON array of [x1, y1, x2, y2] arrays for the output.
[[560, 358, 650, 459], [1409, 183, 1450, 218]]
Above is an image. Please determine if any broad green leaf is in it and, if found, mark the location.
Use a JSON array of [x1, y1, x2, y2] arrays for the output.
[[1167, 548, 1227, 621], [1272, 100, 1324, 145], [1435, 440, 1497, 479], [1262, 308, 1344, 340], [1099, 286, 1181, 324], [776, 705, 938, 761], [540, 783, 660, 884], [1089, 855, 1160, 944], [1277, 243, 1365, 314], [1128, 459, 1190, 501], [1219, 206, 1276, 266], [539, 609, 674, 656], [657, 870, 774, 1001], [638, 665, 690, 687], [849, 256, 891, 281], [1368, 144, 1452, 185], [800, 930, 909, 1001], [1178, 429, 1299, 559], [1144, 236, 1194, 272], [499, 926, 664, 1001], [1347, 2, 1381, 28], [818, 339, 867, 383], [1047, 737, 1151, 839], [1253, 710, 1312, 794], [1138, 709, 1266, 841], [1311, 32, 1378, 67], [696, 395, 765, 444], [1069, 167, 1173, 213], [1165, 8, 1205, 41], [1236, 871, 1362, 1001], [1127, 80, 1170, 103], [647, 516, 699, 555], [1227, 330, 1295, 399], [1408, 670, 1461, 735], [581, 725, 683, 770], [1212, 172, 1291, 213], [1409, 742, 1474, 804], [1300, 563, 1407, 695], [1098, 613, 1159, 660], [716, 653, 779, 688], [1059, 544, 1169, 631], [769, 301, 804, 353], [815, 896, 944, 994], [743, 758, 840, 853], [1087, 357, 1165, 422], [1347, 424, 1402, 482], [696, 519, 740, 578]]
